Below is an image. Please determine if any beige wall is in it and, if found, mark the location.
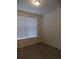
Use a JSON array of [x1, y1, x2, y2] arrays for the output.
[[17, 10, 43, 48], [43, 8, 61, 49], [17, 38, 41, 48]]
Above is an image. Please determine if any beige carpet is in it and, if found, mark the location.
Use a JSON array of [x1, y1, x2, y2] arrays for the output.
[[17, 43, 61, 59]]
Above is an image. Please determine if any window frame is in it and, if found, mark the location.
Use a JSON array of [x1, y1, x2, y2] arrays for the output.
[[17, 16, 38, 40]]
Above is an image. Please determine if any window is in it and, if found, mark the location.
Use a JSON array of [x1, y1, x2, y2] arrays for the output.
[[17, 16, 37, 40]]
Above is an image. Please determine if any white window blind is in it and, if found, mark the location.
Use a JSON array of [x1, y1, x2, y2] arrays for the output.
[[17, 16, 37, 40]]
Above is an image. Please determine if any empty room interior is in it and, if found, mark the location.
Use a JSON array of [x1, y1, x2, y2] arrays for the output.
[[17, 0, 61, 59]]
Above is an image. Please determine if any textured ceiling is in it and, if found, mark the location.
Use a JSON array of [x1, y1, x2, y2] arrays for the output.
[[17, 0, 60, 15]]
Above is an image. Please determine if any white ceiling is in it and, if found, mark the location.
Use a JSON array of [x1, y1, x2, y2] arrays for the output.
[[17, 0, 60, 15]]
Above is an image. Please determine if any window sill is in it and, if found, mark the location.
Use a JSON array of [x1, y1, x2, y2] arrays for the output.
[[17, 36, 38, 40]]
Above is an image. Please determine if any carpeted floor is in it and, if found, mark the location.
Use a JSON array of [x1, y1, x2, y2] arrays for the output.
[[17, 43, 61, 59]]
